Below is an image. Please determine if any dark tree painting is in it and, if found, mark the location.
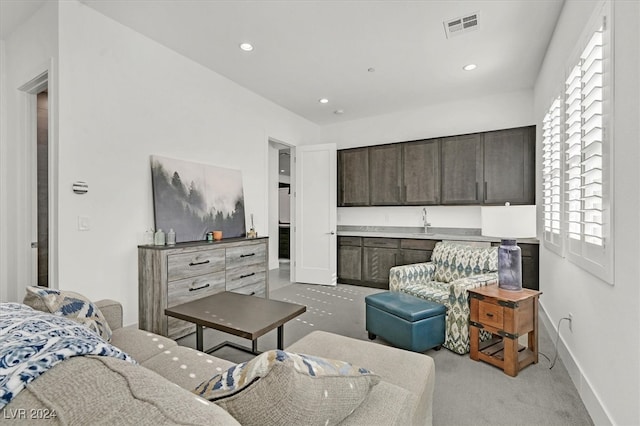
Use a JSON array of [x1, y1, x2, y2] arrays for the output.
[[151, 155, 246, 242]]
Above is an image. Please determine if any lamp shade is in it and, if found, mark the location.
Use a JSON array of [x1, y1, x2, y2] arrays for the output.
[[481, 205, 536, 239]]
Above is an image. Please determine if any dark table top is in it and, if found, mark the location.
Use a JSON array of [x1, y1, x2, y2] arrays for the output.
[[164, 291, 306, 340]]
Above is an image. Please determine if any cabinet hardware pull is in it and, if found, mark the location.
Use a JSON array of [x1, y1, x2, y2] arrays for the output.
[[486, 312, 494, 317], [240, 272, 256, 279], [189, 283, 210, 292], [189, 260, 210, 266], [475, 182, 479, 200], [250, 291, 256, 296], [484, 181, 487, 201], [240, 253, 255, 258]]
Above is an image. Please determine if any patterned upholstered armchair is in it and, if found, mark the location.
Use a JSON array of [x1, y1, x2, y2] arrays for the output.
[[389, 241, 498, 354]]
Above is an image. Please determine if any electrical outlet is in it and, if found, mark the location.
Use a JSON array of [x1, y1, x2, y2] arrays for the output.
[[568, 313, 573, 332]]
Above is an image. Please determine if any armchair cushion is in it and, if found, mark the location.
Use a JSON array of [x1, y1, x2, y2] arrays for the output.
[[432, 242, 497, 283]]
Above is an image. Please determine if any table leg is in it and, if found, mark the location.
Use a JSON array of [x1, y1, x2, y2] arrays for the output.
[[503, 336, 518, 377], [196, 325, 204, 352], [252, 339, 258, 353], [277, 325, 284, 350]]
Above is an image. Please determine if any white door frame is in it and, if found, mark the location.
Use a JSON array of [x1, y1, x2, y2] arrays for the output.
[[16, 60, 58, 295]]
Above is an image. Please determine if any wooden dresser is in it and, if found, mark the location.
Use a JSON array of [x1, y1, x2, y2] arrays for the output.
[[138, 237, 268, 339]]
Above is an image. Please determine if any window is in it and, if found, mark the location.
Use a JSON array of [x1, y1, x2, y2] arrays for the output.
[[562, 3, 613, 283], [542, 96, 563, 254]]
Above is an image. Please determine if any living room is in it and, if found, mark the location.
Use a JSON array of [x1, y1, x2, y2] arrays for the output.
[[1, 1, 639, 425]]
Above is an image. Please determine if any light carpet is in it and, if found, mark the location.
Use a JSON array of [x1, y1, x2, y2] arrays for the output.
[[179, 283, 594, 426]]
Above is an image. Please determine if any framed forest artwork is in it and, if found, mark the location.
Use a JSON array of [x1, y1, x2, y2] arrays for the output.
[[150, 155, 246, 242]]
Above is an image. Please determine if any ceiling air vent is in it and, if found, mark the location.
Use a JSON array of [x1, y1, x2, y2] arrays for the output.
[[443, 12, 479, 39]]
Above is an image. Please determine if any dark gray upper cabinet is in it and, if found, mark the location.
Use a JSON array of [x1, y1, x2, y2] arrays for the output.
[[440, 133, 483, 205], [337, 125, 535, 207], [338, 148, 369, 206], [369, 144, 402, 205], [482, 127, 535, 205], [402, 139, 441, 205]]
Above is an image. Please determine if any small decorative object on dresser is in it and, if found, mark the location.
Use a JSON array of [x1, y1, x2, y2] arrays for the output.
[[247, 213, 257, 238]]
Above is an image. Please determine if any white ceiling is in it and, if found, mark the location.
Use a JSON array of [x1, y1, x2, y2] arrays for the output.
[[3, 0, 564, 125]]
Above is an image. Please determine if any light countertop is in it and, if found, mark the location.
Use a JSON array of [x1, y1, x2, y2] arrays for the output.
[[337, 226, 539, 245]]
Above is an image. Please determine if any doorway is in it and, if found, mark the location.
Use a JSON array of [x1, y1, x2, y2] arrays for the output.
[[36, 90, 49, 287], [268, 140, 295, 289]]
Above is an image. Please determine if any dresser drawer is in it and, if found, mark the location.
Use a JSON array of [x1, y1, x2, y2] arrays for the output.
[[226, 266, 266, 292], [167, 271, 226, 307], [227, 275, 267, 297], [167, 248, 225, 281], [225, 242, 266, 268], [478, 301, 504, 330]]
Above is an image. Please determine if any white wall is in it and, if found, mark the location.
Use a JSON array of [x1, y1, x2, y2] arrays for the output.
[[534, 1, 640, 425], [1, 1, 320, 324], [0, 1, 59, 302], [322, 89, 534, 229]]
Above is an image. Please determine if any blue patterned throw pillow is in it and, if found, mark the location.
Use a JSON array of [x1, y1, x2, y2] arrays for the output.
[[23, 286, 112, 342], [194, 350, 380, 426]]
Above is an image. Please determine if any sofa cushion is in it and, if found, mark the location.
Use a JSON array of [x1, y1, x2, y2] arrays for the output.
[[286, 331, 435, 425], [142, 345, 235, 391], [194, 349, 380, 426], [432, 242, 497, 283], [6, 356, 240, 425], [110, 327, 177, 363], [23, 286, 112, 342]]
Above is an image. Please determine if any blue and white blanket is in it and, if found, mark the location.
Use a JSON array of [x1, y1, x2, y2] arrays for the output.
[[0, 303, 135, 409]]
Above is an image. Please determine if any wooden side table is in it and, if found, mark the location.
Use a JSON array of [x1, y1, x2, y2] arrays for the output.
[[468, 285, 542, 377]]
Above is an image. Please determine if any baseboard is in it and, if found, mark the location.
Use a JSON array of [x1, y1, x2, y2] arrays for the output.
[[539, 302, 613, 425]]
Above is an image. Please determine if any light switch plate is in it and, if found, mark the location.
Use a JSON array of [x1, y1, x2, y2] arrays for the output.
[[78, 216, 90, 231]]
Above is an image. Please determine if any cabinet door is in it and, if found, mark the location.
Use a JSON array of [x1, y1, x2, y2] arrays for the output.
[[338, 148, 369, 206], [338, 245, 362, 282], [520, 243, 539, 291], [402, 139, 440, 205], [483, 126, 535, 205], [441, 134, 483, 204], [362, 247, 398, 288], [369, 144, 402, 205], [399, 239, 437, 265]]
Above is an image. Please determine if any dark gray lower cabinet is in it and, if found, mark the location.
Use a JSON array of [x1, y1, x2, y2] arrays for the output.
[[338, 236, 539, 291], [337, 237, 362, 284], [399, 239, 436, 264]]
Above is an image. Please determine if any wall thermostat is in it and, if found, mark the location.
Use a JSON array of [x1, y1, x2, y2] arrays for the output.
[[72, 181, 88, 194]]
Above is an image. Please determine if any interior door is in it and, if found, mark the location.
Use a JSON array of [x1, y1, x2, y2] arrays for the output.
[[294, 143, 337, 285]]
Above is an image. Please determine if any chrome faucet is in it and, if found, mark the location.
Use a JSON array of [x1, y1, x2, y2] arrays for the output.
[[422, 208, 431, 234]]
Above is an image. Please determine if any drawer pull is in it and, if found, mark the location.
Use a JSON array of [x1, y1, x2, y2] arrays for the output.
[[250, 291, 256, 296], [189, 283, 210, 292], [189, 259, 210, 266], [240, 272, 256, 279], [240, 253, 256, 258], [486, 313, 494, 318]]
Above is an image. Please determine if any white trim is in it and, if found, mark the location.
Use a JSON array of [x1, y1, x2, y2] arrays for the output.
[[0, 40, 7, 301], [539, 302, 613, 426]]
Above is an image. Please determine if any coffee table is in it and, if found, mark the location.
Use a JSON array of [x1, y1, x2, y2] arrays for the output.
[[164, 291, 306, 355]]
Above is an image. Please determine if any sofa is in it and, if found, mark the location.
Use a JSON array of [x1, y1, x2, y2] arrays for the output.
[[389, 241, 498, 354], [3, 297, 435, 425]]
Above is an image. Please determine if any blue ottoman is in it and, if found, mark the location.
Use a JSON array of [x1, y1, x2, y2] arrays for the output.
[[365, 291, 446, 352]]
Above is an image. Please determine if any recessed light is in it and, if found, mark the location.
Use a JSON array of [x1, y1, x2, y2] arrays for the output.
[[319, 98, 329, 104], [463, 63, 477, 71], [239, 43, 254, 52], [334, 109, 344, 115]]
